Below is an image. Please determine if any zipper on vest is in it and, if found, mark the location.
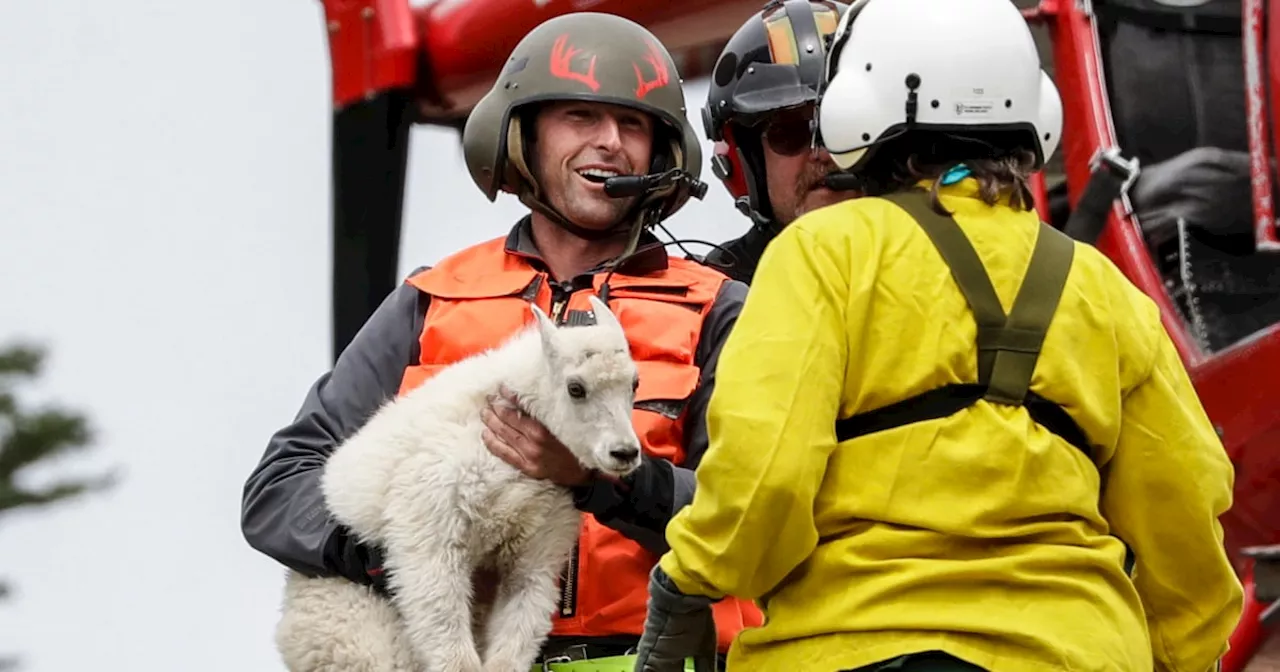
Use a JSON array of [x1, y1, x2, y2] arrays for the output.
[[550, 278, 580, 619], [558, 539, 579, 618]]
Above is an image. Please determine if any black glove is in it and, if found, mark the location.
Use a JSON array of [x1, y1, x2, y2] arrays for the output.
[[329, 527, 392, 597], [361, 543, 392, 597], [633, 565, 719, 672]]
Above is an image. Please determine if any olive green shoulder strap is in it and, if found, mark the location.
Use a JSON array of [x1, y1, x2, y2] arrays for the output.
[[879, 191, 1075, 405]]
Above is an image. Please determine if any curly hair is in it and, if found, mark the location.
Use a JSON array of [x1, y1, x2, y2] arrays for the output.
[[855, 130, 1039, 215]]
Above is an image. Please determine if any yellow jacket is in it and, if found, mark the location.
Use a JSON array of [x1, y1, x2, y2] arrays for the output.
[[659, 180, 1243, 672]]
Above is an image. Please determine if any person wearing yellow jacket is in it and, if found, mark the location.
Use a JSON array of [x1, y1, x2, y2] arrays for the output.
[[630, 0, 1244, 670]]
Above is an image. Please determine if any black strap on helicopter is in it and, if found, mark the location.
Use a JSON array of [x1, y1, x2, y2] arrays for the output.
[[1061, 147, 1140, 245], [835, 190, 1091, 459]]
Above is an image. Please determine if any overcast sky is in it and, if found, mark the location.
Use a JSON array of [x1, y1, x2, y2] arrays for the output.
[[0, 2, 747, 670]]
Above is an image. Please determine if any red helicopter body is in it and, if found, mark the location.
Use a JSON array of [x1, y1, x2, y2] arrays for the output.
[[317, 0, 1280, 668]]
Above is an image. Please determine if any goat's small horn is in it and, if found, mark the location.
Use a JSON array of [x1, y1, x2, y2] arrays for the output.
[[588, 294, 622, 332], [530, 303, 559, 347]]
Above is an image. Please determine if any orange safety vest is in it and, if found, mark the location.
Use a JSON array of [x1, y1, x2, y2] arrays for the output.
[[397, 235, 763, 651]]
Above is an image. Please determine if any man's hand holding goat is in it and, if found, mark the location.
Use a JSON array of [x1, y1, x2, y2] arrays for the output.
[[481, 387, 598, 487]]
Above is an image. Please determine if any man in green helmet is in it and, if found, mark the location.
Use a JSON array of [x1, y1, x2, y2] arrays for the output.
[[241, 11, 760, 671]]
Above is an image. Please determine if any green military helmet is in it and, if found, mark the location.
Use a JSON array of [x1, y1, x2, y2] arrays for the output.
[[462, 12, 704, 225]]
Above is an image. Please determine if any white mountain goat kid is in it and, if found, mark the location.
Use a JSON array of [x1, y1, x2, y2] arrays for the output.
[[274, 294, 644, 672]]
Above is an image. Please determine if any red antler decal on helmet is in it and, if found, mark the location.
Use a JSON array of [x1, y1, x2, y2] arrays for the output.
[[633, 40, 670, 99], [549, 34, 600, 91]]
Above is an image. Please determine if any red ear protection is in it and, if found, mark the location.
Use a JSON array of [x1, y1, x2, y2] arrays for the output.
[[711, 126, 751, 201]]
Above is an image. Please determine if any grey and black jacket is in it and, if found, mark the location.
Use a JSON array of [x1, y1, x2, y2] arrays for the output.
[[702, 223, 774, 286]]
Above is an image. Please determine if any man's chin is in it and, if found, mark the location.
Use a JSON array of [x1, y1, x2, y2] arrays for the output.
[[560, 208, 631, 235]]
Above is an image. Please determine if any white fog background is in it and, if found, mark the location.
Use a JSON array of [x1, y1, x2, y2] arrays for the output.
[[0, 1, 748, 670]]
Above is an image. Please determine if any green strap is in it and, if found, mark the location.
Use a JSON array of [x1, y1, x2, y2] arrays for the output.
[[880, 192, 1007, 385], [996, 218, 1075, 403], [879, 191, 1074, 405]]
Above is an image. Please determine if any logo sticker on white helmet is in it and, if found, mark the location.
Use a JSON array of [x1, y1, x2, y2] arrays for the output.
[[954, 101, 994, 117], [951, 86, 994, 118]]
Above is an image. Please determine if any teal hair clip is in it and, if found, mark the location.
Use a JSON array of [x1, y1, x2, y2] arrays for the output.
[[940, 164, 972, 186]]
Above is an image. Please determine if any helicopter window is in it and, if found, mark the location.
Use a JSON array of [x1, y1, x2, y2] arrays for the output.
[[1092, 0, 1280, 353]]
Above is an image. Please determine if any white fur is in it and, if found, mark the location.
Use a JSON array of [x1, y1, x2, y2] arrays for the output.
[[275, 295, 642, 672]]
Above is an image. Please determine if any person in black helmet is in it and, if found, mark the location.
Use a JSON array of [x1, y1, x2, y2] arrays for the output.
[[699, 0, 860, 285]]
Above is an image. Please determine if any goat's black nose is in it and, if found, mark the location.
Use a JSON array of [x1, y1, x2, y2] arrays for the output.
[[610, 446, 640, 462]]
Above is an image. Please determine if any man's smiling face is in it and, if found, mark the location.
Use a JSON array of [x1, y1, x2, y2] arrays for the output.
[[531, 100, 655, 231]]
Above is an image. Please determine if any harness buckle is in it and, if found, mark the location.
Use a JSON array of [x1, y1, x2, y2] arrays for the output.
[[541, 644, 591, 670]]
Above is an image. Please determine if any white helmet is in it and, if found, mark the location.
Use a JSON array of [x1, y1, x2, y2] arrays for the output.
[[817, 0, 1062, 172]]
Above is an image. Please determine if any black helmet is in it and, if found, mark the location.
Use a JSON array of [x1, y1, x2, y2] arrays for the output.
[[702, 0, 849, 228], [463, 12, 703, 239]]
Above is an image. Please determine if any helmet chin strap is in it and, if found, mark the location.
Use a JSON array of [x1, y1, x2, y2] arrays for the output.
[[739, 170, 865, 236], [735, 196, 783, 237]]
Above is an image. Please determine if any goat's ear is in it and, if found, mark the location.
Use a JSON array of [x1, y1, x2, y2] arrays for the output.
[[530, 303, 558, 355], [587, 294, 623, 335]]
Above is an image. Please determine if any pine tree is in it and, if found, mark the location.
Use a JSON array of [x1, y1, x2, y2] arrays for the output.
[[0, 342, 115, 671]]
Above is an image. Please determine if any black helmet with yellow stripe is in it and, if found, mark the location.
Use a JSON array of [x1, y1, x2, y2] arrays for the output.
[[702, 0, 848, 228]]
